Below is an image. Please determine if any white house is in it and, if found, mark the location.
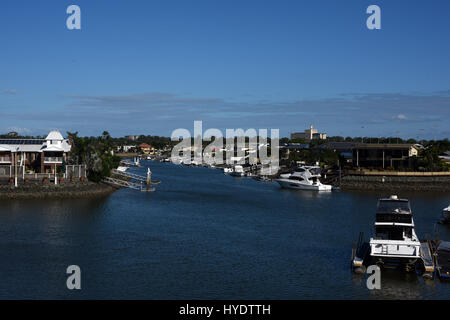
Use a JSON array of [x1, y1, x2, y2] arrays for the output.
[[0, 130, 71, 173]]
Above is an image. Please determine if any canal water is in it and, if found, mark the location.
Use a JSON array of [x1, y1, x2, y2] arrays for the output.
[[0, 160, 449, 299]]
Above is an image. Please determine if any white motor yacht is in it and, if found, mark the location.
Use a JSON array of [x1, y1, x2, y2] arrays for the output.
[[369, 195, 421, 268], [275, 166, 332, 191]]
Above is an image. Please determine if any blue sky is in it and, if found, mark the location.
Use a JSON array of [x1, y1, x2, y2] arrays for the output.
[[0, 0, 449, 139]]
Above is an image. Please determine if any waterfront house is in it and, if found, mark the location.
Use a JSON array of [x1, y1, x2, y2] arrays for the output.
[[139, 143, 155, 155], [0, 130, 71, 174]]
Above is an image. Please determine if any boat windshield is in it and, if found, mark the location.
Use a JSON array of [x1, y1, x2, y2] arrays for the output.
[[309, 167, 321, 175], [377, 200, 411, 214], [375, 225, 413, 240]]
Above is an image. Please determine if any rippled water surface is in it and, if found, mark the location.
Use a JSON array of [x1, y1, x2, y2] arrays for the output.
[[0, 161, 449, 299]]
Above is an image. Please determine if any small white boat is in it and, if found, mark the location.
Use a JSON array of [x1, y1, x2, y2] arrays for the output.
[[134, 157, 140, 167], [230, 165, 245, 177], [275, 166, 332, 191], [223, 167, 233, 174], [116, 166, 129, 173]]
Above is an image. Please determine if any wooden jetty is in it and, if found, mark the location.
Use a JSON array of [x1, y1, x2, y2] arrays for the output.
[[104, 168, 159, 192], [420, 240, 435, 279]]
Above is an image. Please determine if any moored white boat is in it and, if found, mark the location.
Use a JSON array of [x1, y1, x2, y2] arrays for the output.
[[230, 165, 245, 177], [369, 195, 421, 270], [116, 166, 129, 172], [275, 166, 332, 191]]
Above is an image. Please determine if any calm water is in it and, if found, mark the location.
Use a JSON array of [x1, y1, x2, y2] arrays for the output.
[[0, 161, 449, 299]]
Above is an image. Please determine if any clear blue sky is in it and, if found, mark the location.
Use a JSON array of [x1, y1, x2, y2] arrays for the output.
[[1, 0, 449, 139]]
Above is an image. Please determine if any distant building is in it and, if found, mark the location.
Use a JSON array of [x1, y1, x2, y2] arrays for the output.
[[125, 135, 140, 141], [139, 143, 155, 154], [290, 125, 326, 141], [117, 145, 136, 153]]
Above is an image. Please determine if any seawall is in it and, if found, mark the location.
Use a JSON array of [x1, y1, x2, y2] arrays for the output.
[[0, 182, 117, 199], [340, 174, 450, 192]]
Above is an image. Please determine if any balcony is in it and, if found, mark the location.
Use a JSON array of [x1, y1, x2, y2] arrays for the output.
[[44, 157, 63, 163], [0, 156, 12, 164]]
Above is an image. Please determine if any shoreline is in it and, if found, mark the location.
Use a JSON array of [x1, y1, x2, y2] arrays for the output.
[[0, 182, 118, 200], [339, 174, 450, 192]]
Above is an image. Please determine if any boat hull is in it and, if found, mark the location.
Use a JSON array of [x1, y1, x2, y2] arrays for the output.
[[275, 179, 332, 191], [230, 172, 245, 177]]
